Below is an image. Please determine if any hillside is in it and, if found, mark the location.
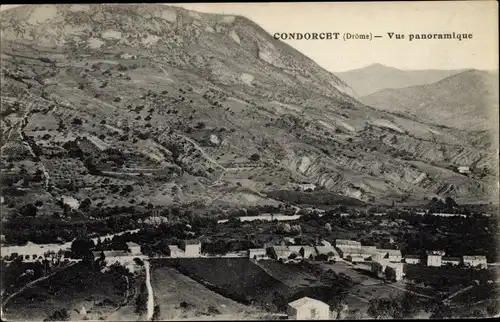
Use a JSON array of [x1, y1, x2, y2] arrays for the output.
[[336, 63, 465, 97], [0, 4, 497, 224], [361, 69, 499, 131]]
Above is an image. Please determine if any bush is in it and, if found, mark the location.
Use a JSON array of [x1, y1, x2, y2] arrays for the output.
[[72, 118, 83, 125], [249, 153, 260, 162]]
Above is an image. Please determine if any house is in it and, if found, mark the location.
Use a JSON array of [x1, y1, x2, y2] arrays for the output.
[[268, 246, 292, 261], [300, 246, 316, 260], [405, 255, 421, 264], [385, 263, 404, 281], [442, 257, 461, 266], [462, 256, 487, 269], [314, 246, 339, 262], [426, 250, 445, 267], [179, 240, 201, 257], [248, 248, 268, 261], [167, 245, 184, 258], [287, 297, 330, 320], [371, 259, 404, 281], [126, 242, 141, 255], [338, 245, 377, 260], [457, 166, 470, 174], [288, 246, 304, 257], [376, 249, 402, 262]]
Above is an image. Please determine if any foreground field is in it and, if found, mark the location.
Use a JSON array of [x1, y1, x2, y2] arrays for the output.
[[153, 258, 290, 312], [153, 258, 357, 315], [2, 262, 129, 321], [151, 266, 265, 320]]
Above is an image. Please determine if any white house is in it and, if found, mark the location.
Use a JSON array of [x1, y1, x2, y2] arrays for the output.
[[457, 166, 470, 174], [248, 248, 268, 261], [376, 249, 402, 262], [179, 240, 201, 258], [426, 250, 445, 267], [126, 242, 141, 255], [167, 245, 184, 258], [463, 256, 487, 269], [385, 263, 404, 281], [269, 246, 292, 261], [371, 259, 404, 281], [287, 297, 330, 320]]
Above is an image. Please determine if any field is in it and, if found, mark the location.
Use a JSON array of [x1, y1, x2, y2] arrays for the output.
[[151, 266, 264, 320], [2, 262, 129, 321], [255, 260, 324, 288], [153, 258, 290, 312], [152, 258, 359, 315], [403, 264, 498, 296]]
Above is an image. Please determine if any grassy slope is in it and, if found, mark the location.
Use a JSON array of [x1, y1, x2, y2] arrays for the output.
[[2, 262, 128, 321]]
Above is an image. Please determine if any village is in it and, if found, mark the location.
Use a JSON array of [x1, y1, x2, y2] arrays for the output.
[[4, 233, 490, 320]]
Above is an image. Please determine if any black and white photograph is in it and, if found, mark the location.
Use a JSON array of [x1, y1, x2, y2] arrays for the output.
[[0, 2, 499, 321]]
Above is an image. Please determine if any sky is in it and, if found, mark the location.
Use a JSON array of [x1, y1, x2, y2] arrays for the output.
[[1, 2, 498, 72]]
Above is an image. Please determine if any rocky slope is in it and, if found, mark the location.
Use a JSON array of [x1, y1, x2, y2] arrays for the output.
[[361, 69, 499, 131], [0, 4, 497, 217], [336, 63, 465, 97]]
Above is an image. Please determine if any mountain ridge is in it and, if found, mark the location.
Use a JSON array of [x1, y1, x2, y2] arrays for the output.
[[0, 4, 497, 220], [335, 63, 467, 97], [361, 69, 499, 131]]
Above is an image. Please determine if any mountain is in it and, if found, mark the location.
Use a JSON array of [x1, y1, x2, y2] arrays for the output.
[[335, 63, 465, 97], [0, 4, 497, 220], [361, 69, 499, 131]]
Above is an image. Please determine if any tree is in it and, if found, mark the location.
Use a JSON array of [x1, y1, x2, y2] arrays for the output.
[[249, 153, 260, 162], [445, 196, 458, 210], [367, 298, 404, 319], [277, 223, 291, 233], [71, 238, 95, 260], [152, 304, 161, 320], [325, 223, 332, 232], [486, 301, 500, 317], [430, 303, 453, 319], [44, 309, 70, 321], [72, 118, 83, 126], [291, 224, 302, 235], [20, 203, 38, 217]]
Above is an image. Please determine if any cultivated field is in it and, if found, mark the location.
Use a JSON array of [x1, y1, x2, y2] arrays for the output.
[[152, 258, 290, 312], [151, 266, 264, 320]]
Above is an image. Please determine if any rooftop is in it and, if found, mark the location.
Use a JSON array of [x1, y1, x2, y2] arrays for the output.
[[288, 297, 329, 309], [336, 239, 361, 245], [442, 257, 461, 261], [463, 255, 487, 260], [126, 242, 140, 248], [315, 246, 338, 256]]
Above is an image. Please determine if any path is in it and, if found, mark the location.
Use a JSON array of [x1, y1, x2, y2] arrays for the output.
[[385, 283, 434, 299], [443, 285, 474, 304], [1, 262, 77, 310], [144, 260, 154, 320]]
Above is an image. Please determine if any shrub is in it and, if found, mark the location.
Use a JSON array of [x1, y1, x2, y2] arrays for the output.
[[249, 153, 260, 161]]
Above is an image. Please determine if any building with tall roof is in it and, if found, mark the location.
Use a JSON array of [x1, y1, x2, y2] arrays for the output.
[[287, 297, 330, 320]]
